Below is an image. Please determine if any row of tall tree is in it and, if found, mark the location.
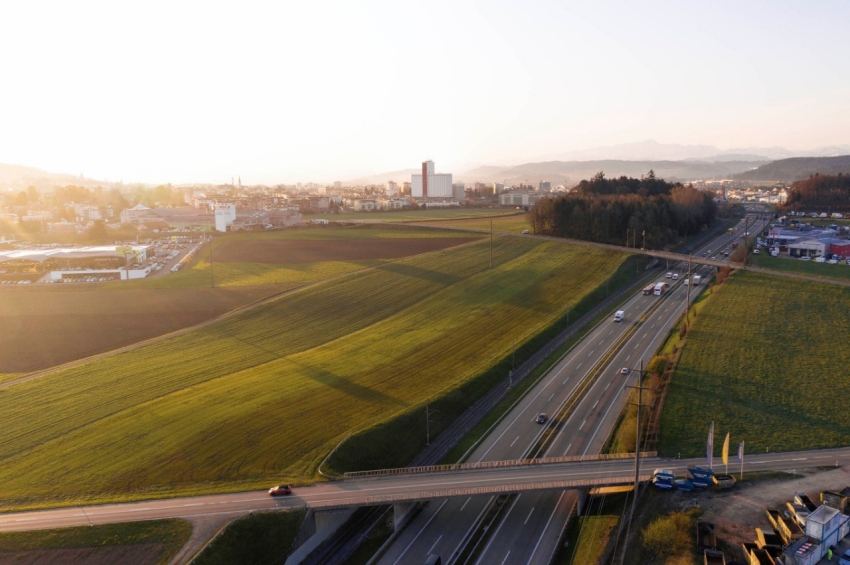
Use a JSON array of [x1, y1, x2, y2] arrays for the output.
[[529, 172, 717, 249], [784, 173, 850, 210]]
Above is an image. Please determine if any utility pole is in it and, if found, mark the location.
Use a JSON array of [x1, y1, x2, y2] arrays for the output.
[[425, 405, 437, 446], [686, 256, 691, 311], [626, 360, 650, 522], [209, 236, 214, 288], [739, 440, 745, 482], [490, 220, 493, 269]]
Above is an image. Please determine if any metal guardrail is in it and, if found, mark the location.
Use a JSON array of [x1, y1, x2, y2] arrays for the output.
[[344, 451, 657, 479]]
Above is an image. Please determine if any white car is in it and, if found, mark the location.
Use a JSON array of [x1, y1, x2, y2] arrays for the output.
[[666, 272, 672, 279], [672, 273, 679, 280]]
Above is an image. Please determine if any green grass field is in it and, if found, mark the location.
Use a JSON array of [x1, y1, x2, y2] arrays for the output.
[[193, 511, 304, 565], [659, 271, 850, 458], [425, 213, 531, 234], [0, 519, 191, 565], [0, 235, 626, 510], [749, 253, 850, 282]]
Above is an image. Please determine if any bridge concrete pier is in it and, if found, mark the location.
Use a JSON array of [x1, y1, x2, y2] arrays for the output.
[[575, 488, 589, 516], [393, 502, 416, 531], [285, 507, 354, 565]]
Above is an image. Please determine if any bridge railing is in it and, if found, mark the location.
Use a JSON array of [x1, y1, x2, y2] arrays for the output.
[[313, 474, 655, 508], [343, 451, 658, 479]]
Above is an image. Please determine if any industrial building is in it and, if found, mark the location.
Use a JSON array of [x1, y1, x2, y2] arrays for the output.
[[761, 226, 850, 259], [499, 192, 551, 207], [215, 203, 237, 232], [0, 245, 153, 282], [411, 160, 453, 198]]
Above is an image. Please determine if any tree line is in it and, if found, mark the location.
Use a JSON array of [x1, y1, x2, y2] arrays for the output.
[[529, 171, 717, 249], [784, 173, 850, 211]]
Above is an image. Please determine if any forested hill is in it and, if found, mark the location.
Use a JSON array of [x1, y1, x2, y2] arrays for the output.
[[784, 174, 850, 210], [530, 172, 717, 249], [735, 155, 850, 182]]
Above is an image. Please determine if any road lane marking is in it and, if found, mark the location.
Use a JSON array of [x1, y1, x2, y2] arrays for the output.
[[605, 382, 610, 390], [427, 534, 442, 555], [511, 436, 519, 447], [392, 498, 449, 565], [593, 400, 599, 409], [501, 552, 511, 565], [475, 495, 521, 565], [565, 443, 572, 454], [580, 419, 586, 430], [460, 497, 471, 511], [524, 507, 535, 525], [183, 503, 203, 507], [449, 496, 495, 565], [548, 393, 555, 402], [577, 362, 582, 369], [529, 490, 568, 563]]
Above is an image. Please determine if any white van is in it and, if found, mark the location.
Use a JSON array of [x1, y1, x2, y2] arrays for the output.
[[614, 310, 624, 323]]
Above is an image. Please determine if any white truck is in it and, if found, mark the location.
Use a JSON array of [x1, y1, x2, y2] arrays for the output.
[[614, 310, 624, 322], [692, 275, 702, 286]]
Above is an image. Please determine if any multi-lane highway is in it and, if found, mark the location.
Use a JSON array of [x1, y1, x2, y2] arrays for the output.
[[374, 215, 767, 565]]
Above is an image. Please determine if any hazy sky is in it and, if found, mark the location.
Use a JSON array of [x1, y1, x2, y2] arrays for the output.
[[2, 0, 849, 184]]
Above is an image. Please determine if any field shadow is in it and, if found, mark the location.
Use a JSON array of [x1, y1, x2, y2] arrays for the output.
[[378, 262, 462, 286], [289, 360, 403, 406]]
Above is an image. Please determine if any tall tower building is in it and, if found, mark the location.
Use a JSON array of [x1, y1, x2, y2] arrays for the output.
[[411, 160, 452, 198]]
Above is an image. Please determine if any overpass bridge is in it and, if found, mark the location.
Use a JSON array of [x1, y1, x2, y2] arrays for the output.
[[310, 445, 850, 509]]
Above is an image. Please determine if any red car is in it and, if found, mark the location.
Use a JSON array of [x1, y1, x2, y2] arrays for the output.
[[269, 485, 292, 496]]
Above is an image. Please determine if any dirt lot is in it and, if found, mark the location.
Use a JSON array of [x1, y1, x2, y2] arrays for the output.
[[213, 237, 475, 263], [0, 286, 272, 373], [634, 465, 850, 562], [0, 544, 165, 565]]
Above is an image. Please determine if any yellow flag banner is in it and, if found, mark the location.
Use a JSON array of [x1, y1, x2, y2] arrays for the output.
[[722, 432, 730, 467]]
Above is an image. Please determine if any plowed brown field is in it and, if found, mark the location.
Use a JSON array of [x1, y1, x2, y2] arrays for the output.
[[213, 237, 475, 263], [0, 286, 272, 373]]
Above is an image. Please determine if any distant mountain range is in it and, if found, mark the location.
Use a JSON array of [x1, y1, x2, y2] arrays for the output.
[[0, 163, 117, 191], [347, 141, 850, 186], [541, 139, 850, 162], [455, 159, 767, 185], [733, 155, 850, 182]]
